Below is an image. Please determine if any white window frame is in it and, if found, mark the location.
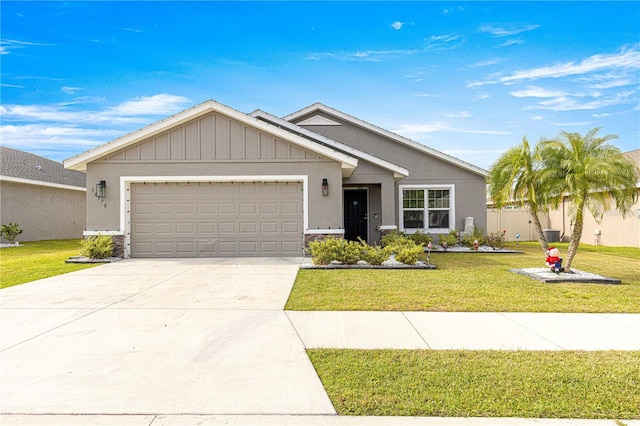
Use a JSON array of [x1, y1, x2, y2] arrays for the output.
[[399, 184, 455, 234]]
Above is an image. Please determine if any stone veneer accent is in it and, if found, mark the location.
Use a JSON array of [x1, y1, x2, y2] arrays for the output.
[[83, 234, 125, 258], [304, 231, 345, 253], [112, 235, 125, 258]]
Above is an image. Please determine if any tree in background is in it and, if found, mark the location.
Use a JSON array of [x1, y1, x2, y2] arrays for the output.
[[540, 128, 639, 271], [487, 136, 550, 252]]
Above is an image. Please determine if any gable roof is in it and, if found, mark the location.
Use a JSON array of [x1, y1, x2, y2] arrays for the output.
[[250, 109, 408, 180], [0, 146, 86, 190], [64, 100, 358, 176], [284, 102, 487, 178]]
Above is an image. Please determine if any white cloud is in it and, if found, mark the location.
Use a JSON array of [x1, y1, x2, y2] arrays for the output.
[[499, 39, 524, 47], [0, 124, 124, 154], [479, 24, 541, 37], [0, 38, 51, 55], [468, 59, 501, 68], [1, 94, 192, 124], [444, 111, 471, 118], [1, 83, 25, 89], [0, 94, 193, 158], [391, 21, 403, 30], [527, 90, 636, 111], [509, 86, 571, 98], [307, 49, 417, 62], [106, 94, 192, 115], [393, 122, 510, 137], [500, 46, 640, 84], [468, 45, 640, 88], [61, 86, 83, 94], [425, 34, 464, 50]]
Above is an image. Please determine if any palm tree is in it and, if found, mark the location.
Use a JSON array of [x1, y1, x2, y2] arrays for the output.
[[487, 136, 551, 252], [540, 128, 639, 271]]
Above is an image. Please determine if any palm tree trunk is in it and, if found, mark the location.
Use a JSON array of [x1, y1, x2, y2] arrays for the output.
[[564, 211, 584, 272], [529, 211, 549, 252]]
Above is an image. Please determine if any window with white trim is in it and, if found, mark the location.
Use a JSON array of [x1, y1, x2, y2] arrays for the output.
[[400, 185, 454, 232]]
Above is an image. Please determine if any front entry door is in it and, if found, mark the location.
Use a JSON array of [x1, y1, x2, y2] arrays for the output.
[[344, 189, 368, 242]]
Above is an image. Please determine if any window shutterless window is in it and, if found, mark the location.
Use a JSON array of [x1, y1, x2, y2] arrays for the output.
[[399, 185, 454, 232]]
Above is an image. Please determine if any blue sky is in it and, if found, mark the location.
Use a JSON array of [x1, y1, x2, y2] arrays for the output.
[[1, 1, 639, 170]]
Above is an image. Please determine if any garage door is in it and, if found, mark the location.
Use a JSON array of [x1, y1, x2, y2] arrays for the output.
[[130, 181, 303, 257]]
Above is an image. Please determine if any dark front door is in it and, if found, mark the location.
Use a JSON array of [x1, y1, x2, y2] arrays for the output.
[[344, 189, 368, 242]]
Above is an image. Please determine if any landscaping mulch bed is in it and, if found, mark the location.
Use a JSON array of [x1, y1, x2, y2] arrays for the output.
[[511, 267, 621, 284], [301, 258, 435, 270], [65, 256, 122, 264]]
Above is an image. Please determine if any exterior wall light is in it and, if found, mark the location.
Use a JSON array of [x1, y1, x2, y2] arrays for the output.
[[95, 180, 106, 198], [322, 178, 328, 196]]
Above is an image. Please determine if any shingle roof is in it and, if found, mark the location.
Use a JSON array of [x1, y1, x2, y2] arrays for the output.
[[284, 102, 487, 178], [0, 146, 86, 188]]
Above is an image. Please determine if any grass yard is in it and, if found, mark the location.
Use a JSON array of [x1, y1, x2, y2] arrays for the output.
[[308, 349, 640, 419], [0, 239, 98, 289], [286, 242, 640, 312]]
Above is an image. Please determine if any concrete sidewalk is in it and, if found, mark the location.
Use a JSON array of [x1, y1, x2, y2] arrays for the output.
[[1, 414, 638, 425], [287, 311, 640, 350]]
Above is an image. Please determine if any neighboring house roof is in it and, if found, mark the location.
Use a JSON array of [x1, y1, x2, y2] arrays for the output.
[[0, 146, 86, 190], [64, 100, 358, 176], [284, 102, 488, 178], [250, 109, 409, 181]]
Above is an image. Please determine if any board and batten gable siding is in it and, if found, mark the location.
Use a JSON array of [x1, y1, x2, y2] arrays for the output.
[[294, 112, 487, 231], [84, 110, 345, 236], [103, 113, 324, 163]]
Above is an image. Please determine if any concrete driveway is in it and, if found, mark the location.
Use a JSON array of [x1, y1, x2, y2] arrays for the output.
[[0, 258, 335, 416]]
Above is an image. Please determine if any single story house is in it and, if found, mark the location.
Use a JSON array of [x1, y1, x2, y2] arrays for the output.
[[64, 100, 487, 258], [0, 146, 86, 242]]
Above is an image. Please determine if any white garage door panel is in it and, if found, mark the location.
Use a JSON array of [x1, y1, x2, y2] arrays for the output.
[[130, 181, 303, 257]]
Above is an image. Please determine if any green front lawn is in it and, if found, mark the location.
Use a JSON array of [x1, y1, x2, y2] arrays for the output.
[[286, 242, 640, 312], [308, 349, 640, 419], [0, 240, 99, 289]]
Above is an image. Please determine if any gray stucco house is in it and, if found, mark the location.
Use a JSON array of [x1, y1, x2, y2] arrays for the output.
[[64, 100, 487, 258], [1, 146, 86, 242]]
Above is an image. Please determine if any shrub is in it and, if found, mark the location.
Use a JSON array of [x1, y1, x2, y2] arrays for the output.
[[309, 237, 361, 265], [337, 239, 362, 265], [380, 231, 409, 248], [486, 230, 507, 249], [1, 222, 23, 244], [409, 230, 433, 246], [358, 238, 391, 265], [438, 230, 459, 247], [395, 243, 424, 265], [80, 234, 114, 259], [461, 226, 487, 248]]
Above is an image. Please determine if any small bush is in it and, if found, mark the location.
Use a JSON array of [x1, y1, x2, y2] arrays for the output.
[[1, 222, 23, 244], [380, 231, 409, 248], [461, 226, 487, 248], [358, 238, 391, 265], [409, 230, 433, 246], [486, 230, 507, 249], [438, 230, 459, 247], [395, 243, 424, 265], [80, 234, 114, 259], [309, 237, 361, 265], [337, 239, 362, 265]]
